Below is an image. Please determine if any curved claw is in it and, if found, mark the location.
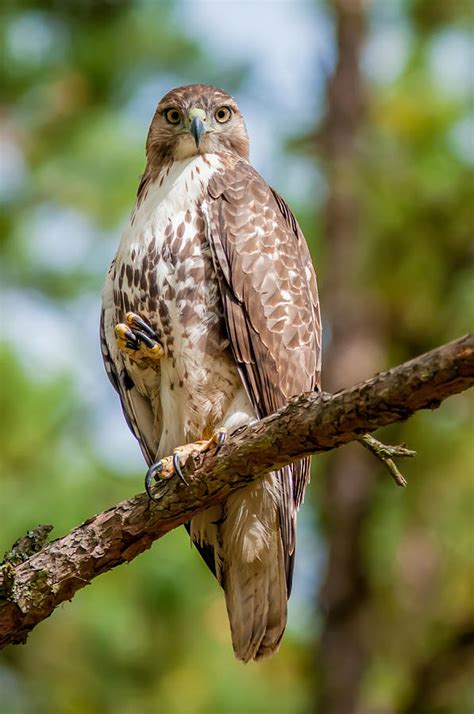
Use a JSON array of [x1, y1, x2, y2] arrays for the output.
[[133, 329, 158, 350], [216, 428, 227, 446], [145, 461, 164, 500], [126, 312, 159, 341], [115, 323, 140, 350], [173, 452, 189, 486], [145, 454, 189, 500]]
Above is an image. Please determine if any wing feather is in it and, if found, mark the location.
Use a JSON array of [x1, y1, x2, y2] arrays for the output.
[[100, 265, 159, 467], [205, 160, 322, 590]]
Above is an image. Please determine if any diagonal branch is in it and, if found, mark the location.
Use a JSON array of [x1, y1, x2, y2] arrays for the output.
[[1, 333, 473, 649]]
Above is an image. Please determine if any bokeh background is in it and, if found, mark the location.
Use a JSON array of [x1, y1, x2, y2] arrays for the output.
[[1, 1, 473, 712]]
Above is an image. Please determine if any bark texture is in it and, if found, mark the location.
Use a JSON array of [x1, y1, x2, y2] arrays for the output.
[[0, 333, 473, 649]]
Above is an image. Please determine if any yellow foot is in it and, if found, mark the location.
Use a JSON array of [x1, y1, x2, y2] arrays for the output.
[[145, 428, 227, 499], [115, 312, 164, 364]]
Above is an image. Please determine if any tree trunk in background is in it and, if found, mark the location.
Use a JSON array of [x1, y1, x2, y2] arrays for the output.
[[315, 1, 379, 712]]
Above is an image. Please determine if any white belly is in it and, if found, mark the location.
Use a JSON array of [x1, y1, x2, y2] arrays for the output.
[[112, 154, 254, 454]]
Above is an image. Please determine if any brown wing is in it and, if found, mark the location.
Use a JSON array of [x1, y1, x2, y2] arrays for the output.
[[100, 263, 159, 467], [205, 160, 321, 591]]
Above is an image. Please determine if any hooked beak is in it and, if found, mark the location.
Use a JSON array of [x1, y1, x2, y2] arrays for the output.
[[190, 116, 205, 148], [188, 108, 207, 148]]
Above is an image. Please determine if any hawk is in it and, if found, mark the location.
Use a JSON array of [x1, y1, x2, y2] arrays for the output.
[[101, 84, 321, 662]]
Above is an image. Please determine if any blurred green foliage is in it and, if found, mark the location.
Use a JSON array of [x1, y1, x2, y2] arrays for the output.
[[1, 1, 472, 713]]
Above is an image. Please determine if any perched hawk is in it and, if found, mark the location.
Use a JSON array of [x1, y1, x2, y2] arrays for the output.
[[101, 84, 321, 662]]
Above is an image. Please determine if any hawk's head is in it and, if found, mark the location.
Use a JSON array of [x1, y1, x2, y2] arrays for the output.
[[146, 84, 249, 165]]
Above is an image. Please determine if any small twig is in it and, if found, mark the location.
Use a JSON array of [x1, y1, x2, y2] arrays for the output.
[[358, 434, 416, 487]]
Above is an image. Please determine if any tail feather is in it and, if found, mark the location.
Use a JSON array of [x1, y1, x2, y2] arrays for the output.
[[190, 474, 290, 662], [254, 536, 287, 660], [221, 475, 288, 662], [224, 557, 271, 662]]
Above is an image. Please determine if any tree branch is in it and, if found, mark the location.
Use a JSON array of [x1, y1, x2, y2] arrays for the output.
[[1, 333, 473, 649]]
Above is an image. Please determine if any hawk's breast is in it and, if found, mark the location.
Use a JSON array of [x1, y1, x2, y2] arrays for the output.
[[113, 154, 243, 452]]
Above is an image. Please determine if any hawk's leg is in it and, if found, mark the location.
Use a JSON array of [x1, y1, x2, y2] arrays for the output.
[[115, 312, 164, 364], [145, 428, 227, 500]]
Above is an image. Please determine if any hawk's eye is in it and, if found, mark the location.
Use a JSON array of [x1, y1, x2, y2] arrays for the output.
[[164, 108, 181, 124], [215, 106, 232, 123]]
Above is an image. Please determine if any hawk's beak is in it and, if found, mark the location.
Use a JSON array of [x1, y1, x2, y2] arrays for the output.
[[190, 116, 205, 148], [189, 108, 206, 148]]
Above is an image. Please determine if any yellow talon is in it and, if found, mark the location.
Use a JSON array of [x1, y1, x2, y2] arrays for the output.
[[115, 323, 131, 340], [115, 323, 136, 351], [114, 318, 163, 365], [145, 428, 228, 497], [149, 343, 165, 358]]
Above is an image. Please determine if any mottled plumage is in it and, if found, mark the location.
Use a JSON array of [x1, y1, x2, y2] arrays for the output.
[[101, 84, 321, 661]]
